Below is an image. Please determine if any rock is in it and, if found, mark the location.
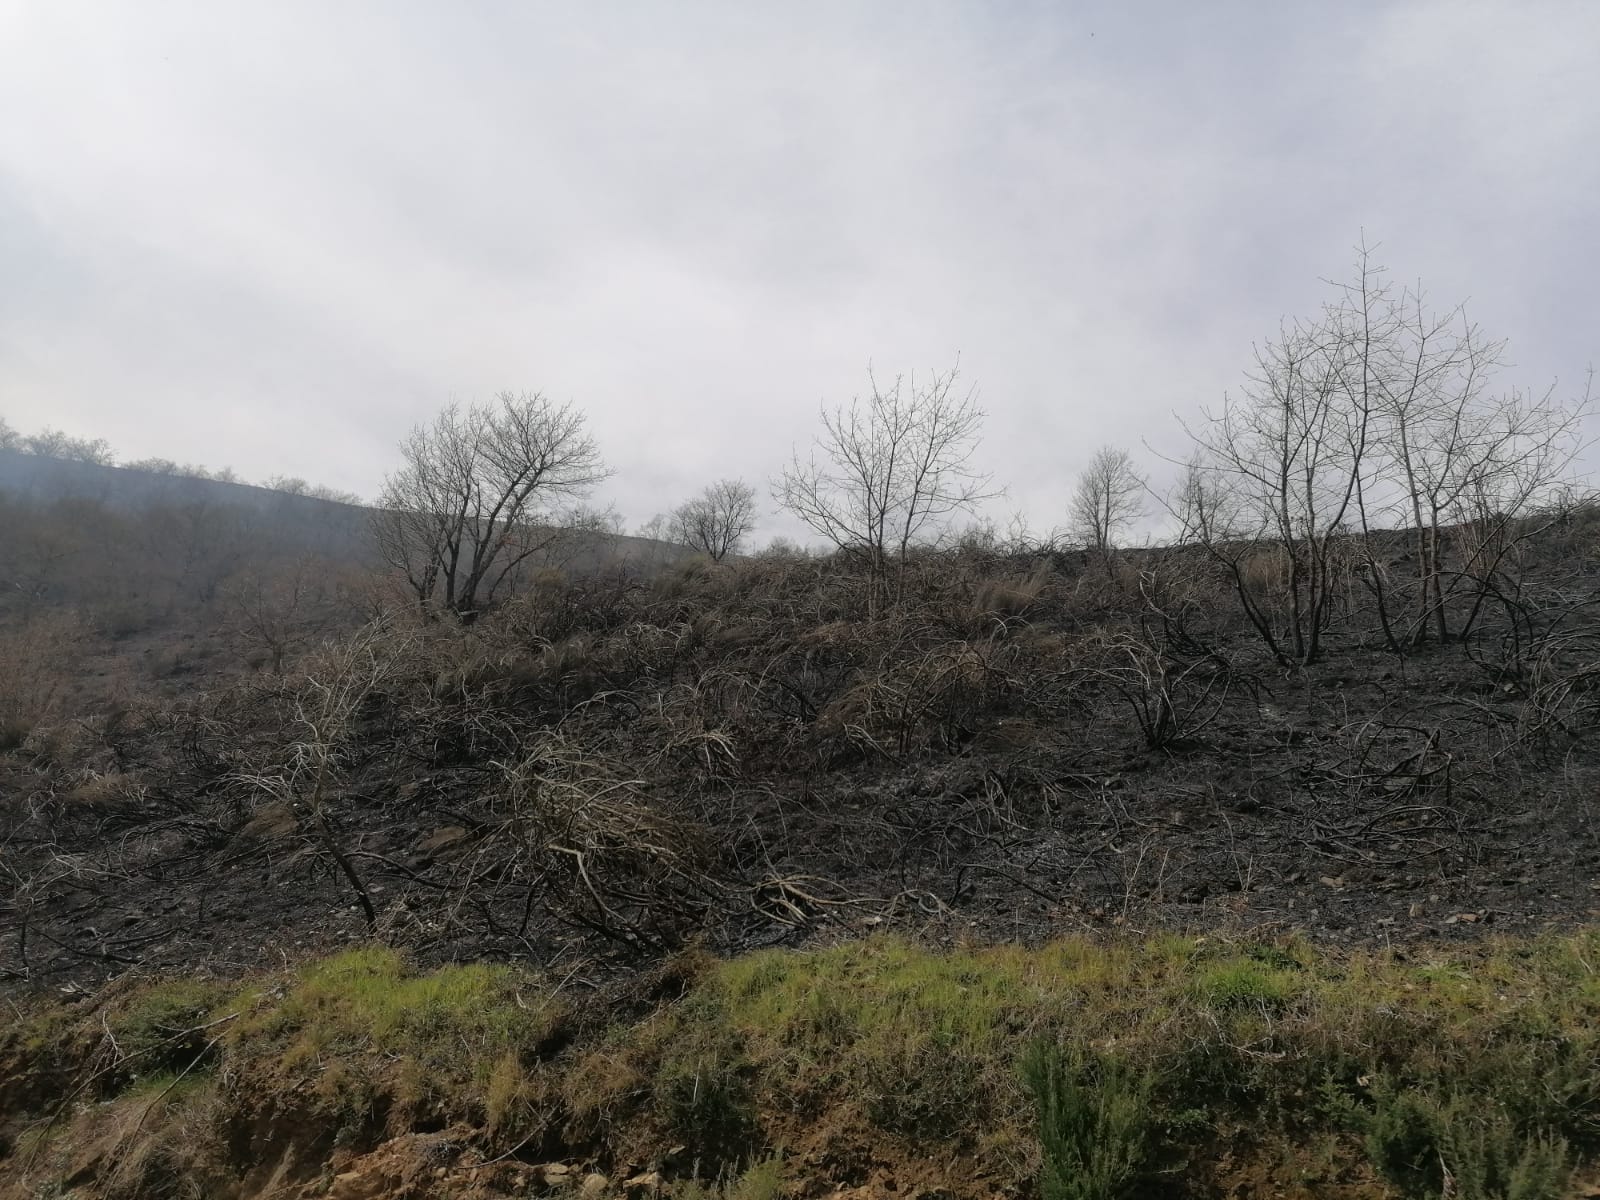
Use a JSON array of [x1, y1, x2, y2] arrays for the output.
[[581, 1172, 611, 1199]]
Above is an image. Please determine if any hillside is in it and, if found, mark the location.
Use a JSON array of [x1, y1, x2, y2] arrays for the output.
[[0, 448, 691, 722], [8, 521, 1600, 984], [4, 3, 1595, 1193], [4, 478, 1600, 1196], [0, 449, 685, 614], [0, 449, 372, 524]]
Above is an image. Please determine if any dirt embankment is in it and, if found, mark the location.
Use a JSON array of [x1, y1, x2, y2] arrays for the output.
[[8, 933, 1600, 1199]]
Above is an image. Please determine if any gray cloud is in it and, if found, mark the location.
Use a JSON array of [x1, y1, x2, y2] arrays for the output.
[[2, 1, 1596, 541]]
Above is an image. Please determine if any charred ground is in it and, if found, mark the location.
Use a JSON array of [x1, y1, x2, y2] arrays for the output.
[[6, 505, 1600, 996]]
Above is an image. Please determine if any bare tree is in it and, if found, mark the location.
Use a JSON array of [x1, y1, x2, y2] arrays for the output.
[[775, 364, 998, 611], [671, 479, 758, 561], [756, 535, 809, 559], [1180, 306, 1372, 666], [20, 428, 115, 465], [230, 624, 409, 929], [625, 512, 675, 570], [141, 499, 250, 608], [1178, 240, 1590, 665], [1070, 445, 1145, 556], [223, 556, 344, 674], [124, 457, 183, 475], [0, 498, 90, 618], [372, 392, 608, 622], [305, 484, 364, 505], [0, 416, 19, 452], [1355, 273, 1588, 646]]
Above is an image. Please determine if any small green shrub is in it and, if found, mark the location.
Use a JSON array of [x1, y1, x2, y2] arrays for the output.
[[861, 1040, 985, 1137], [1023, 1041, 1153, 1200], [655, 1020, 759, 1165], [1433, 1095, 1571, 1200], [672, 1156, 787, 1200], [730, 1155, 785, 1200], [1363, 1081, 1574, 1200], [1364, 1078, 1441, 1193]]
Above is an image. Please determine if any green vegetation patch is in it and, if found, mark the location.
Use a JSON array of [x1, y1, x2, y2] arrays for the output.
[[9, 933, 1600, 1199], [232, 944, 566, 1086], [111, 977, 236, 1075], [688, 932, 1600, 1195]]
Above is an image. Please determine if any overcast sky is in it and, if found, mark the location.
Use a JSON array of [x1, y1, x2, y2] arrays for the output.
[[2, 1, 1597, 540]]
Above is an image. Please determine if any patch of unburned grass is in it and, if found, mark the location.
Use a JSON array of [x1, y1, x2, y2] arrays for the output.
[[687, 931, 1600, 1193], [10, 932, 1600, 1199], [0, 974, 234, 1114], [111, 976, 235, 1078], [233, 945, 565, 1088]]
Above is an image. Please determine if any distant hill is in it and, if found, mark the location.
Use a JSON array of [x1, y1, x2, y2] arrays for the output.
[[0, 448, 691, 566], [0, 447, 374, 556], [0, 449, 692, 629]]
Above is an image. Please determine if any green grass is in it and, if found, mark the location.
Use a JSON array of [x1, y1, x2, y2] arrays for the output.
[[1189, 957, 1297, 1009], [232, 945, 565, 1087], [10, 933, 1600, 1198], [678, 932, 1600, 1192], [111, 977, 235, 1076]]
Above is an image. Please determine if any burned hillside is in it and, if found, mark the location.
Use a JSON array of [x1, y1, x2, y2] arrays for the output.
[[6, 503, 1600, 992]]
